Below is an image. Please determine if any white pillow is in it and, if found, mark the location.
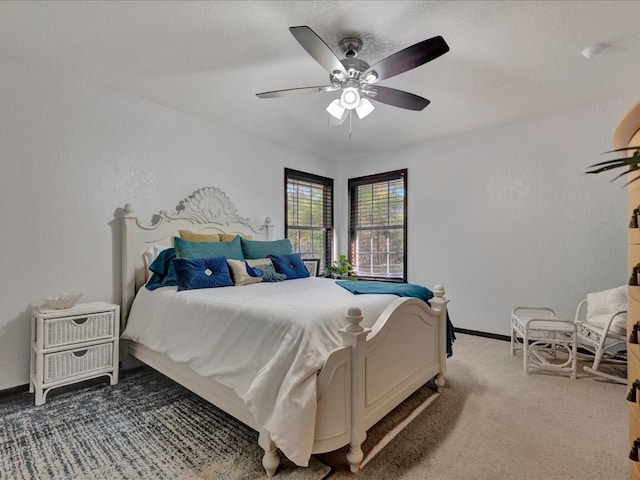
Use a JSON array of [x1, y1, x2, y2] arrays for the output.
[[586, 285, 627, 335], [143, 244, 171, 278]]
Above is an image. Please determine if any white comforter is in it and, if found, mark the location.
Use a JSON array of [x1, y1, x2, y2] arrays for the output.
[[121, 277, 397, 466]]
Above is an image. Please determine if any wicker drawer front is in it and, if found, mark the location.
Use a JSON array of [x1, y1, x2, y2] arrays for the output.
[[44, 343, 114, 383], [44, 311, 115, 348]]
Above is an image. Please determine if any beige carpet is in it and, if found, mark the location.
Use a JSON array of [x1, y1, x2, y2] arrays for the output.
[[319, 333, 627, 480]]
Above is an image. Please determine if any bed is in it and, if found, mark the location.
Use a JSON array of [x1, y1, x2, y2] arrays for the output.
[[117, 186, 449, 476]]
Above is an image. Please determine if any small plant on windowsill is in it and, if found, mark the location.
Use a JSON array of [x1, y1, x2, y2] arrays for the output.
[[325, 254, 357, 280]]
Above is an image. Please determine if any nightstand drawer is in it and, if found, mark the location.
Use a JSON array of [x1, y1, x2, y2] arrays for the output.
[[44, 343, 114, 383], [44, 311, 115, 348]]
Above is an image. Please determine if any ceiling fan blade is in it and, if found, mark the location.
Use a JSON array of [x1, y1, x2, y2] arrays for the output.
[[256, 85, 338, 99], [362, 36, 449, 82], [289, 26, 348, 76], [362, 86, 430, 111]]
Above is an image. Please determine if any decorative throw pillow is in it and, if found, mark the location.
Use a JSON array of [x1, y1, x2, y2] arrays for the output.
[[173, 257, 234, 291], [269, 253, 310, 280], [226, 259, 262, 286], [245, 261, 264, 278], [245, 258, 272, 267], [179, 230, 221, 242], [143, 244, 171, 274], [219, 233, 253, 242], [240, 238, 293, 259], [145, 248, 178, 290], [253, 262, 286, 282], [174, 235, 244, 260], [586, 285, 627, 335]]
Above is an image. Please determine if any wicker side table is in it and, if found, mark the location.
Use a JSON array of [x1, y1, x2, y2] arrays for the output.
[[30, 302, 119, 405], [511, 306, 577, 379]]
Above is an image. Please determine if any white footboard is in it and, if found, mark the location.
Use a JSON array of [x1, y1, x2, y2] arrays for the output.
[[312, 285, 448, 472]]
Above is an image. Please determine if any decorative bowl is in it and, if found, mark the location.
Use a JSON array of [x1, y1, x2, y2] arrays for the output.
[[43, 293, 83, 309]]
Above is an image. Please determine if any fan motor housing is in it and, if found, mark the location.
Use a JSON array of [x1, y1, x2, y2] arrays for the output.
[[338, 37, 363, 58]]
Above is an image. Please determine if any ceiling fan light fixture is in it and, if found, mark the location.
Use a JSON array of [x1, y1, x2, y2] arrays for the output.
[[363, 71, 378, 83], [355, 98, 375, 119], [326, 98, 346, 119], [340, 87, 361, 109]]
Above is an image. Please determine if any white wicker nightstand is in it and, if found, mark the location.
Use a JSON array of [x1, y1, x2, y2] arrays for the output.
[[30, 301, 120, 406]]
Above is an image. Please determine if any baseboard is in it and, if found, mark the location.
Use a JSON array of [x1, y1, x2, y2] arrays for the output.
[[454, 327, 510, 342], [0, 383, 29, 398]]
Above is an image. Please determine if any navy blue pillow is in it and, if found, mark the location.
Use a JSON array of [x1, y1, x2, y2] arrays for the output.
[[268, 254, 310, 280], [174, 257, 234, 291], [146, 248, 178, 290]]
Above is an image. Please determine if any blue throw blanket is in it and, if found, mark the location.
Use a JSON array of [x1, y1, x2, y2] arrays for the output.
[[335, 280, 455, 357]]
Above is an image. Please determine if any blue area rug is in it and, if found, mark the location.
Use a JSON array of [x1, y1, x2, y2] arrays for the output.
[[0, 368, 330, 480]]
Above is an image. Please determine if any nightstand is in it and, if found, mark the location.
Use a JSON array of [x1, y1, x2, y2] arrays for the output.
[[30, 301, 119, 406]]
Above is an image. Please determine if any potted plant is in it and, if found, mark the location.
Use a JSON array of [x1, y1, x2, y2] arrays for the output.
[[325, 254, 357, 280]]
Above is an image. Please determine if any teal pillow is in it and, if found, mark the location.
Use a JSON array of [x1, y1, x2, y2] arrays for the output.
[[145, 248, 177, 290], [174, 257, 233, 291], [174, 235, 244, 260], [241, 238, 293, 259], [269, 253, 310, 280]]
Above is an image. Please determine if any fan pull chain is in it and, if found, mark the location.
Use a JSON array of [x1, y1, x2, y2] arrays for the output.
[[349, 110, 353, 141]]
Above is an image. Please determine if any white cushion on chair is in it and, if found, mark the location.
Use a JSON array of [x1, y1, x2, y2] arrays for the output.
[[585, 285, 627, 335]]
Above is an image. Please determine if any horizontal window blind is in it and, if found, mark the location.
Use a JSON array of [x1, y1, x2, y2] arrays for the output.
[[285, 169, 333, 272], [349, 169, 407, 282]]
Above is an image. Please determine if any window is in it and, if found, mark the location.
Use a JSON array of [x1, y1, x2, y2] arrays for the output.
[[285, 169, 333, 272], [348, 169, 407, 282]]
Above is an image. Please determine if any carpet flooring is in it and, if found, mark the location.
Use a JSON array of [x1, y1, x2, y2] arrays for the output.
[[0, 368, 329, 480], [1, 333, 627, 480]]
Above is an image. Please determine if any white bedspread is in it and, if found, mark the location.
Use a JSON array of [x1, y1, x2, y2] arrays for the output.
[[121, 277, 397, 466]]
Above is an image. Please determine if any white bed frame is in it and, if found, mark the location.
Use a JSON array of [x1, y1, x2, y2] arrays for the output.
[[118, 186, 448, 476]]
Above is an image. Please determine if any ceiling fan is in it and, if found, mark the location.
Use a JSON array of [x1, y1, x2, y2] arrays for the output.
[[255, 26, 449, 125]]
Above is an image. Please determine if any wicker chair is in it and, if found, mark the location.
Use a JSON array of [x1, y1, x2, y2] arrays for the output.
[[574, 286, 627, 384], [511, 285, 627, 383]]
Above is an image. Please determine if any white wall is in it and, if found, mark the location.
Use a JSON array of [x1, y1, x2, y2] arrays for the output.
[[1, 51, 634, 390], [0, 55, 339, 390], [338, 95, 634, 336]]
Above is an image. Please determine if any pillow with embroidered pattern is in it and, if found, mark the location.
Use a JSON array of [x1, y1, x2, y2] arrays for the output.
[[253, 262, 286, 282], [226, 259, 262, 286]]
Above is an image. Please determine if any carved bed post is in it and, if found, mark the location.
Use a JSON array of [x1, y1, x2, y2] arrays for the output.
[[263, 216, 274, 240], [428, 284, 449, 392], [121, 203, 138, 330], [258, 430, 279, 477], [339, 306, 371, 473]]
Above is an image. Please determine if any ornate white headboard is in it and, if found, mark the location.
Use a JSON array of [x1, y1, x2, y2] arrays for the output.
[[118, 186, 273, 328]]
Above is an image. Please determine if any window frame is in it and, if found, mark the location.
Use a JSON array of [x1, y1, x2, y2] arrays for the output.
[[348, 168, 408, 283], [284, 168, 334, 272]]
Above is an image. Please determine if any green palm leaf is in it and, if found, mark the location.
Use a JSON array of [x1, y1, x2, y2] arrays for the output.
[[586, 147, 640, 186]]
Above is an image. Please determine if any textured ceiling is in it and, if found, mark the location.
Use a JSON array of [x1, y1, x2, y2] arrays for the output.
[[1, 1, 640, 161]]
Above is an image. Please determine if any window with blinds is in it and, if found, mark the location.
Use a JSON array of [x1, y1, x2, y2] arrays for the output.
[[348, 169, 407, 282], [285, 168, 333, 272]]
